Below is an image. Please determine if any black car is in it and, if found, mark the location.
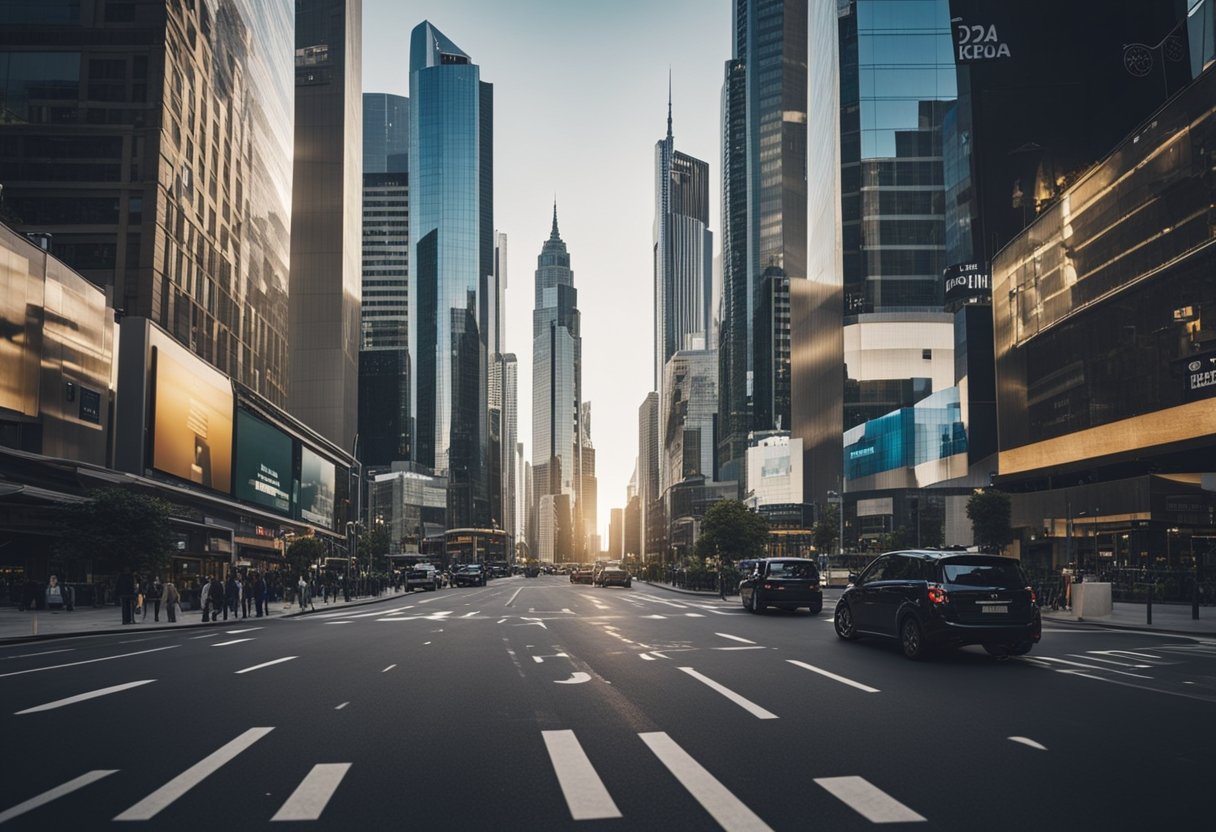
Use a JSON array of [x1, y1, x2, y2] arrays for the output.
[[739, 558, 822, 614], [596, 567, 631, 588], [834, 550, 1041, 659], [453, 564, 487, 587]]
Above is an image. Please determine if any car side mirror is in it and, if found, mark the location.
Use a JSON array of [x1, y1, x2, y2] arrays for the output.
[[848, 572, 860, 585]]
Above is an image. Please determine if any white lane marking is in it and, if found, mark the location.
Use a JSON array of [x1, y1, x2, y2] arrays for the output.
[[1070, 654, 1150, 669], [1, 648, 73, 660], [685, 613, 706, 618], [814, 776, 926, 824], [1054, 669, 1216, 703], [113, 727, 274, 820], [117, 637, 162, 645], [713, 646, 766, 651], [715, 633, 756, 644], [461, 611, 480, 618], [190, 633, 220, 639], [520, 617, 549, 629], [1097, 649, 1162, 660], [651, 651, 671, 659], [15, 680, 156, 715], [334, 702, 349, 710], [0, 770, 118, 825], [1008, 736, 1048, 751], [642, 614, 667, 619], [677, 667, 778, 719], [555, 672, 592, 685], [226, 628, 264, 634], [786, 660, 880, 693], [533, 653, 569, 663], [271, 763, 351, 822], [639, 653, 657, 661], [506, 588, 523, 607], [211, 639, 254, 647], [542, 730, 622, 821], [235, 656, 297, 675], [497, 617, 508, 624], [640, 732, 772, 831], [1035, 656, 1153, 679], [636, 594, 689, 609], [381, 664, 396, 673], [0, 645, 178, 679], [326, 621, 353, 625]]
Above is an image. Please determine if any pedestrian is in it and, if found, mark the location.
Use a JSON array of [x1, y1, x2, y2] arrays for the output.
[[117, 568, 136, 625], [254, 573, 266, 617], [297, 575, 310, 611], [200, 576, 212, 621], [224, 573, 238, 621], [145, 576, 163, 622], [162, 579, 179, 623], [241, 573, 252, 618], [45, 575, 67, 612], [210, 576, 226, 622]]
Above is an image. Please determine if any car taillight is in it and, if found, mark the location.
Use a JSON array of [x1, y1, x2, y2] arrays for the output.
[[927, 585, 949, 605], [763, 583, 773, 590], [1026, 586, 1037, 605]]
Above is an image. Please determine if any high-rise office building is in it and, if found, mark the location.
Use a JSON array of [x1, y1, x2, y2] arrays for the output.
[[498, 352, 519, 542], [717, 0, 807, 488], [579, 401, 597, 557], [488, 232, 510, 538], [0, 1, 294, 406], [531, 205, 582, 561], [608, 508, 624, 560], [290, 0, 363, 450], [408, 21, 494, 528], [637, 391, 662, 559]]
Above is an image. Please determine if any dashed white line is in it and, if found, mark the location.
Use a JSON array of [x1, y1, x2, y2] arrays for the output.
[[190, 633, 220, 639], [334, 702, 349, 710], [684, 613, 706, 618], [211, 639, 254, 647], [1008, 736, 1047, 750], [113, 727, 274, 820], [542, 730, 622, 821], [0, 770, 117, 825], [225, 627, 263, 634], [1035, 656, 1153, 679], [677, 667, 778, 719], [814, 776, 925, 824], [235, 656, 297, 675], [1070, 654, 1149, 668], [713, 646, 766, 651], [381, 664, 396, 673], [271, 763, 351, 822], [16, 680, 156, 715], [0, 645, 179, 679], [640, 732, 773, 831], [1, 648, 73, 660], [715, 633, 756, 644], [786, 660, 880, 693]]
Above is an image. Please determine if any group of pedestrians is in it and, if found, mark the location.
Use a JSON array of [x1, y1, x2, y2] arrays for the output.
[[199, 571, 270, 621]]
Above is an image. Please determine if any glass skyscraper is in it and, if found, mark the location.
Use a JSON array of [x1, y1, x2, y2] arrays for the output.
[[0, 0, 295, 406], [408, 20, 493, 528]]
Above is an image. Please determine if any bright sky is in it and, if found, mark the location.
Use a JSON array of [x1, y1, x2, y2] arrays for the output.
[[363, 0, 730, 542]]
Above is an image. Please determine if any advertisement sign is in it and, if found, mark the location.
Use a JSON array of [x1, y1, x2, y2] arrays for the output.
[[298, 445, 337, 529], [951, 18, 1012, 62], [234, 408, 293, 515], [1182, 350, 1216, 402], [943, 262, 992, 304], [151, 347, 234, 492]]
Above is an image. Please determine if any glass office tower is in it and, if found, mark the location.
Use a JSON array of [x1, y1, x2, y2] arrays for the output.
[[0, 0, 294, 406], [408, 21, 493, 527]]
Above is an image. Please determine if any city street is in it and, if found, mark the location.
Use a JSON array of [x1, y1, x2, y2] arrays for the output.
[[1, 576, 1212, 830]]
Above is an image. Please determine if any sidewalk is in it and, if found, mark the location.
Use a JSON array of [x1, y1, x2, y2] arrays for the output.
[[0, 588, 413, 644], [1043, 601, 1216, 637], [641, 580, 721, 598]]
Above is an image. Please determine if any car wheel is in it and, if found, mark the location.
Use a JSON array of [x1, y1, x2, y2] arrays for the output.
[[751, 591, 766, 613], [900, 615, 927, 660], [834, 602, 859, 640]]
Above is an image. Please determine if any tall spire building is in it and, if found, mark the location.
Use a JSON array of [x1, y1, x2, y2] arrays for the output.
[[408, 21, 494, 527], [532, 204, 583, 562]]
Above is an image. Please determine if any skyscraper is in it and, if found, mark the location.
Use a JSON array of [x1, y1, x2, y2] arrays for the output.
[[579, 401, 597, 557], [637, 391, 661, 559], [498, 352, 519, 543], [408, 21, 494, 528], [290, 0, 363, 450], [0, 1, 294, 406], [531, 205, 582, 561]]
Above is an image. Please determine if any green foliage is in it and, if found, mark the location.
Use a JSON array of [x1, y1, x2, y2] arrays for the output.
[[285, 536, 327, 578], [877, 526, 913, 552], [694, 500, 770, 561], [56, 487, 176, 575], [814, 503, 840, 554], [966, 489, 1014, 553], [360, 525, 391, 559], [918, 500, 945, 548]]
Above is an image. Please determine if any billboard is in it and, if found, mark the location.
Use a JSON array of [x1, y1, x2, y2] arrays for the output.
[[943, 262, 991, 305], [234, 408, 293, 515], [151, 347, 234, 492], [299, 445, 337, 529]]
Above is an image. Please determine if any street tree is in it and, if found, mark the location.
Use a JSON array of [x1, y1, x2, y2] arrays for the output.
[[694, 500, 769, 562], [966, 489, 1014, 553], [56, 487, 176, 576], [814, 503, 839, 555], [285, 536, 326, 578], [360, 524, 391, 574]]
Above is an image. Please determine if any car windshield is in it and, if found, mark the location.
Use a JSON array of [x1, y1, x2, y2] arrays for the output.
[[942, 560, 1025, 589], [767, 561, 817, 579]]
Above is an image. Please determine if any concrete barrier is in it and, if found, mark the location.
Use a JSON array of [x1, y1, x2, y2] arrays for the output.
[[1074, 582, 1113, 619]]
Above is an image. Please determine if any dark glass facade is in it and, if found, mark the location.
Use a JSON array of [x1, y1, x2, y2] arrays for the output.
[[0, 0, 295, 406], [363, 91, 409, 174]]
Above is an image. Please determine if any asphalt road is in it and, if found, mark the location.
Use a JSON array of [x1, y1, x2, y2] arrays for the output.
[[1, 575, 1213, 830]]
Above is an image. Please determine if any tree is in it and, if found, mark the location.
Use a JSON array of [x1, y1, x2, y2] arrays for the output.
[[360, 524, 391, 573], [285, 536, 326, 578], [56, 487, 176, 575], [694, 500, 770, 562], [814, 503, 839, 555], [966, 489, 1014, 553]]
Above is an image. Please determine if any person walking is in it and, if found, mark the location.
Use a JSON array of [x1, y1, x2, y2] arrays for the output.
[[240, 573, 252, 618], [45, 575, 67, 612], [224, 574, 238, 621], [253, 573, 266, 617], [199, 577, 212, 621], [117, 568, 136, 625], [145, 576, 163, 622], [209, 576, 225, 622], [297, 575, 310, 611], [162, 579, 179, 623]]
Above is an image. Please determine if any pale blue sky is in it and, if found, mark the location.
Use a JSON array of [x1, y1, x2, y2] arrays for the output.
[[364, 0, 731, 540]]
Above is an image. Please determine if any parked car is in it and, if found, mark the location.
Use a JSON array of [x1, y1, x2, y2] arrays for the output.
[[570, 566, 595, 585], [833, 550, 1042, 660], [406, 563, 441, 592], [596, 566, 631, 588], [453, 564, 487, 587], [739, 558, 822, 614], [524, 563, 541, 578]]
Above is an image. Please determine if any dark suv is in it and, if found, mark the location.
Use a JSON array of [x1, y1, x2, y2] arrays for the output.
[[739, 558, 822, 614], [834, 551, 1041, 659]]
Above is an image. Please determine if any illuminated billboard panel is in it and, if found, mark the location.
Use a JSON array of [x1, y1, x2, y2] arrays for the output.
[[299, 445, 337, 530], [234, 408, 293, 515], [151, 347, 234, 492]]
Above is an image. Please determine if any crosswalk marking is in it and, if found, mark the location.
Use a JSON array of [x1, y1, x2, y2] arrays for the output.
[[677, 667, 778, 719], [271, 763, 351, 822], [541, 730, 622, 821], [211, 639, 254, 647], [235, 656, 297, 675], [1035, 656, 1153, 679], [814, 776, 925, 823], [787, 660, 880, 694], [0, 645, 178, 679], [113, 727, 274, 821], [1072, 654, 1149, 668], [0, 770, 117, 824], [1097, 650, 1162, 660], [636, 594, 689, 609], [640, 732, 773, 832], [15, 680, 155, 715]]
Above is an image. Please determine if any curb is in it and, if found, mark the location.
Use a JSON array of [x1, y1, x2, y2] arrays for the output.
[[1041, 613, 1216, 638], [640, 580, 723, 598], [0, 592, 412, 646]]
